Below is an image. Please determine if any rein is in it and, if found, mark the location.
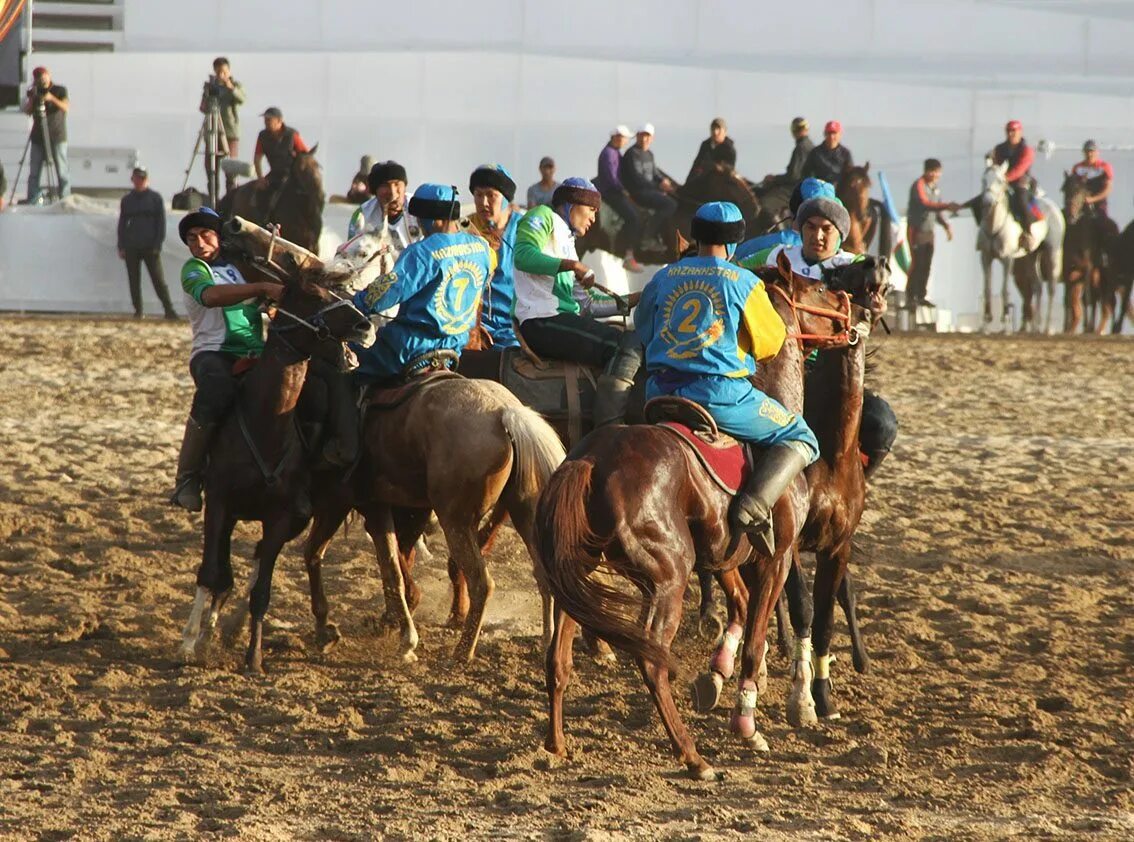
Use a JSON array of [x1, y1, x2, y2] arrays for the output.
[[766, 282, 862, 348]]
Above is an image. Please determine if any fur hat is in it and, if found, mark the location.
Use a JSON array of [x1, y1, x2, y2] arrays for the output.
[[794, 196, 850, 241], [552, 177, 601, 210], [468, 164, 517, 202], [407, 183, 461, 221], [691, 201, 745, 245], [178, 206, 222, 244], [368, 160, 408, 193]]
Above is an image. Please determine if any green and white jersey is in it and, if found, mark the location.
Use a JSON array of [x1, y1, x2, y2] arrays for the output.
[[739, 243, 864, 279], [180, 258, 264, 360], [512, 205, 595, 323]]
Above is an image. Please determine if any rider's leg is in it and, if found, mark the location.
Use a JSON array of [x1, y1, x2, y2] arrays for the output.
[[602, 190, 644, 268], [592, 329, 644, 427], [170, 351, 240, 511], [310, 356, 360, 466], [518, 313, 621, 368], [634, 189, 679, 246], [859, 389, 898, 479]]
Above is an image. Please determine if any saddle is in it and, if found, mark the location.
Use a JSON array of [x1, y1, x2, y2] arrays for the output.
[[366, 350, 462, 412], [499, 346, 598, 447], [644, 396, 753, 495]]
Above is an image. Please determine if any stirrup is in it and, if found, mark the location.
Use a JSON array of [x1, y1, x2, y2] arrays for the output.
[[169, 476, 203, 512]]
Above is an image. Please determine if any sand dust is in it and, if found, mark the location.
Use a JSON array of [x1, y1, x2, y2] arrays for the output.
[[0, 317, 1131, 840]]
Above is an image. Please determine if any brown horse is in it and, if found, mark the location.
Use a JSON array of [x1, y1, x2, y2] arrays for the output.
[[179, 234, 376, 674], [691, 257, 890, 726], [220, 147, 325, 253], [837, 163, 877, 255], [1062, 173, 1121, 334], [537, 253, 869, 779]]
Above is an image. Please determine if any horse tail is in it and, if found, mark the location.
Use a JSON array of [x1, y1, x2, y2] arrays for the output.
[[536, 459, 673, 670], [499, 405, 566, 504]]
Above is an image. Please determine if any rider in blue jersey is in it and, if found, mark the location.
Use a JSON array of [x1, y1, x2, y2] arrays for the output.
[[636, 201, 819, 554], [460, 164, 520, 348]]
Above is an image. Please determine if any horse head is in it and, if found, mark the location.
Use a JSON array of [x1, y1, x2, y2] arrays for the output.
[[760, 249, 868, 348], [981, 159, 1010, 203], [824, 256, 891, 326], [1061, 170, 1089, 223], [837, 164, 872, 216], [324, 226, 399, 293]]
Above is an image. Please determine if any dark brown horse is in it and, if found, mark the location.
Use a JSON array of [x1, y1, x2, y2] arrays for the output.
[[1062, 173, 1121, 334], [179, 236, 376, 674], [537, 253, 869, 779], [220, 147, 325, 253], [837, 163, 877, 255]]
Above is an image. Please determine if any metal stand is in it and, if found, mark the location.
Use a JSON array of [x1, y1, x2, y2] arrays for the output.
[[180, 96, 230, 208], [8, 98, 58, 206]]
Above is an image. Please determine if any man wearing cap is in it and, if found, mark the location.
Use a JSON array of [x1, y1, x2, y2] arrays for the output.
[[991, 120, 1038, 241], [622, 123, 678, 252], [168, 207, 285, 511], [117, 166, 177, 320], [802, 121, 853, 186], [636, 201, 819, 553], [253, 107, 309, 182], [351, 184, 496, 384], [761, 117, 814, 190], [459, 164, 521, 348], [513, 177, 642, 426], [594, 125, 645, 272], [526, 157, 559, 208], [688, 117, 737, 182], [742, 194, 898, 478], [21, 66, 70, 203], [347, 160, 420, 255], [1071, 140, 1114, 221]]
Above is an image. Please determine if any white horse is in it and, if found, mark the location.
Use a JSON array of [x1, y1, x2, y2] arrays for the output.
[[977, 159, 1064, 332]]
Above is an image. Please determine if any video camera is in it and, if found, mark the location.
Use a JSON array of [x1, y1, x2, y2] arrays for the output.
[[202, 74, 226, 102]]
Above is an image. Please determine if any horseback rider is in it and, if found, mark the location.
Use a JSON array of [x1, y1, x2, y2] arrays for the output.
[[1071, 139, 1113, 222], [635, 201, 820, 555], [252, 107, 310, 215], [458, 163, 521, 348], [991, 119, 1039, 247], [734, 177, 835, 263], [741, 193, 898, 477], [169, 207, 285, 511], [351, 183, 496, 383], [687, 117, 737, 182], [513, 177, 643, 426], [346, 160, 421, 253], [622, 123, 679, 255], [760, 116, 813, 190], [594, 125, 645, 273], [801, 121, 853, 185]]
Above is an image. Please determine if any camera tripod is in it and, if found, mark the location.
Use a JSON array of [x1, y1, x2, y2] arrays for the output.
[[7, 97, 58, 207], [180, 94, 230, 207]]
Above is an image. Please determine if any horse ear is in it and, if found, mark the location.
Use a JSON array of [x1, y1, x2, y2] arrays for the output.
[[775, 248, 794, 284], [863, 161, 870, 173], [308, 143, 319, 156]]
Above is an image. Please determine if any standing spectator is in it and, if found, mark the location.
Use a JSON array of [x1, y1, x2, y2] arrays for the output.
[[622, 123, 678, 255], [118, 167, 177, 320], [801, 120, 853, 185], [22, 66, 70, 203], [0, 161, 7, 211], [905, 159, 961, 310], [200, 57, 245, 192], [526, 156, 559, 208], [594, 125, 643, 272], [687, 117, 737, 182]]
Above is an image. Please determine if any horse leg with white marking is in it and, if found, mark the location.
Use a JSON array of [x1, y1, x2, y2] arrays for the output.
[[783, 546, 818, 727], [811, 542, 853, 720], [181, 505, 236, 661], [690, 567, 747, 713]]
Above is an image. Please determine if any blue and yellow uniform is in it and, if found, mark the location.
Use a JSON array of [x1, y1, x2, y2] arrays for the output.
[[352, 184, 496, 382], [636, 205, 818, 461], [464, 164, 521, 348]]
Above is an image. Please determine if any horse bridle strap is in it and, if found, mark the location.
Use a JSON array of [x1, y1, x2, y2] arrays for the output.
[[271, 298, 357, 342], [766, 282, 859, 347]]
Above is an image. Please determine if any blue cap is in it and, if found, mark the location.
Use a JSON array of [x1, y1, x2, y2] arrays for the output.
[[694, 201, 743, 224]]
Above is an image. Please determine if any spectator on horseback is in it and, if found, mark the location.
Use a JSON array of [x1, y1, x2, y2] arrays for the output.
[[169, 207, 285, 511], [1071, 140, 1113, 220], [636, 201, 819, 555], [990, 119, 1038, 247], [346, 154, 375, 204], [459, 163, 521, 348], [622, 123, 678, 257], [735, 177, 835, 263], [252, 107, 309, 212], [513, 177, 643, 426], [347, 160, 420, 254], [761, 117, 813, 190], [801, 121, 853, 186], [906, 159, 962, 309], [594, 125, 645, 272], [526, 156, 559, 208], [687, 117, 737, 182], [351, 183, 495, 385]]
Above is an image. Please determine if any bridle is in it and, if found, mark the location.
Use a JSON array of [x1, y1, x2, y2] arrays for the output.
[[269, 296, 362, 357], [766, 280, 864, 348]]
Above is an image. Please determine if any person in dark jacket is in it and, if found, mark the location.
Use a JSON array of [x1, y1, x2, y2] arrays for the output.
[[801, 120, 853, 185], [594, 125, 644, 271], [687, 117, 737, 181], [118, 167, 177, 319], [905, 159, 961, 309], [991, 119, 1038, 241], [763, 117, 813, 188], [252, 107, 310, 182], [621, 123, 678, 249]]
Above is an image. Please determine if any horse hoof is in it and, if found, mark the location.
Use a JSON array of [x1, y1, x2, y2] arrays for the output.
[[813, 678, 841, 720], [315, 623, 342, 654], [786, 692, 818, 728], [730, 710, 756, 740], [689, 764, 723, 782], [691, 671, 724, 714], [400, 649, 418, 664], [178, 642, 199, 663], [443, 613, 466, 630], [698, 612, 725, 641], [851, 650, 870, 675], [743, 732, 770, 753]]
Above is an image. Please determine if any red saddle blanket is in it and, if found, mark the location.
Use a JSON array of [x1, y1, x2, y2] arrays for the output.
[[656, 422, 752, 495]]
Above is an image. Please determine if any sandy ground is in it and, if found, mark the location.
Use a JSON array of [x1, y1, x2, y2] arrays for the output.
[[0, 317, 1131, 841]]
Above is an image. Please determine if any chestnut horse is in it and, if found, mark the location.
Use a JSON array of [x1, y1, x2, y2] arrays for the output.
[[537, 253, 869, 779], [836, 163, 877, 255], [220, 147, 325, 253], [179, 231, 377, 674]]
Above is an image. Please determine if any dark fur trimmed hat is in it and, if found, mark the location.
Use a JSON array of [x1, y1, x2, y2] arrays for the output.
[[407, 183, 461, 221], [469, 164, 516, 202], [368, 160, 408, 194], [691, 201, 745, 245], [178, 206, 222, 244], [552, 177, 601, 210]]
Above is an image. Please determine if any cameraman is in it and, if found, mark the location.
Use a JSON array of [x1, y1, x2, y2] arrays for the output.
[[21, 66, 70, 203], [199, 57, 245, 188]]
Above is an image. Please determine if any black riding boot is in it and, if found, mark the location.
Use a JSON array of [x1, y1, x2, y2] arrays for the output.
[[592, 332, 643, 427], [169, 417, 215, 512], [730, 444, 809, 556], [862, 448, 890, 480], [322, 375, 361, 467]]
